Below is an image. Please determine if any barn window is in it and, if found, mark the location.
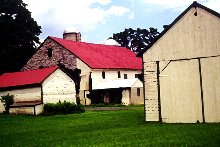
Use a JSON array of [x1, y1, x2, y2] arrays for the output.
[[137, 88, 140, 96], [47, 48, 53, 58], [102, 71, 105, 79], [124, 74, 127, 79], [118, 71, 121, 78], [135, 74, 139, 78]]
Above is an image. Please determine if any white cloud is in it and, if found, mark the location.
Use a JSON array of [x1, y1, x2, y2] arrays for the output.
[[22, 0, 219, 43], [106, 6, 130, 16], [94, 0, 111, 5], [142, 0, 192, 9], [201, 0, 220, 12], [23, 0, 131, 33], [141, 0, 220, 12], [128, 12, 135, 20]]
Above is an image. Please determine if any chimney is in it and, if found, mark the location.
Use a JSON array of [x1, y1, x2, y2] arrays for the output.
[[63, 27, 81, 42]]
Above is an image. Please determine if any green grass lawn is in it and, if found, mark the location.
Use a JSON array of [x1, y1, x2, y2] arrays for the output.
[[0, 105, 219, 147]]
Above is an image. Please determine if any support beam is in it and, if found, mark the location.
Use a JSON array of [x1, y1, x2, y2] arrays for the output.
[[198, 58, 205, 123], [156, 61, 162, 122]]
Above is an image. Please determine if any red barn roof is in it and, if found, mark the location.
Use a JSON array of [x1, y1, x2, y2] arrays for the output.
[[0, 66, 58, 89], [49, 36, 142, 70]]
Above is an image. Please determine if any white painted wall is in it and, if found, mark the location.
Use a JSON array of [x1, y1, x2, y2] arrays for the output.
[[201, 56, 220, 122], [76, 58, 91, 91], [132, 79, 143, 88], [42, 69, 76, 104], [143, 7, 220, 123], [0, 101, 5, 113], [0, 87, 41, 102], [121, 87, 144, 105], [76, 58, 142, 105], [91, 70, 141, 83], [122, 89, 130, 105], [91, 70, 142, 105], [10, 104, 44, 115], [130, 87, 144, 104], [160, 60, 203, 123], [76, 58, 91, 104], [0, 69, 76, 114], [0, 87, 41, 113], [143, 8, 220, 62]]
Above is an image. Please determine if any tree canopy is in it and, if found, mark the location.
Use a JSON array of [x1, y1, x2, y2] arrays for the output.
[[111, 28, 160, 54], [0, 0, 41, 74]]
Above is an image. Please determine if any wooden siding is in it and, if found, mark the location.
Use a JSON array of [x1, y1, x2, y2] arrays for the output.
[[160, 60, 203, 123], [143, 6, 220, 123], [159, 58, 220, 123], [42, 69, 76, 104], [143, 8, 220, 62], [201, 56, 220, 122]]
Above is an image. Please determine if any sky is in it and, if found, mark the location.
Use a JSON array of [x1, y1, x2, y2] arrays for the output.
[[23, 0, 220, 44]]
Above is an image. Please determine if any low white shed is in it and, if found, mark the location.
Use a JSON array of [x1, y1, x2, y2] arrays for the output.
[[0, 66, 76, 115]]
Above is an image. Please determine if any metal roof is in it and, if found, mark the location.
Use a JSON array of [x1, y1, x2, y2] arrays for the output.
[[49, 36, 142, 70], [92, 78, 143, 90], [0, 66, 58, 89]]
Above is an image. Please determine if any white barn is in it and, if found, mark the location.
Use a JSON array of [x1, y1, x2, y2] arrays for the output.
[[138, 2, 220, 123], [0, 66, 75, 115]]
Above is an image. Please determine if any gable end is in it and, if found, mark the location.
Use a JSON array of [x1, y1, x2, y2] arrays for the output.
[[137, 1, 220, 57], [22, 38, 77, 71]]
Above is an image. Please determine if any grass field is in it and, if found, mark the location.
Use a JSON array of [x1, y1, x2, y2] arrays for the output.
[[0, 105, 219, 146]]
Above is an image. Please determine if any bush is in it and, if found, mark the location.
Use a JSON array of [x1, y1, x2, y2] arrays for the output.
[[43, 101, 85, 116], [1, 93, 14, 114]]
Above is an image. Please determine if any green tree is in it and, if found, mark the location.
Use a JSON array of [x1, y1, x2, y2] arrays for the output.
[[1, 93, 14, 114], [111, 27, 159, 54], [0, 0, 41, 74]]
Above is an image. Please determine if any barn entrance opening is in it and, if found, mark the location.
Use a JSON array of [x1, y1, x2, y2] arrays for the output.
[[90, 88, 123, 104]]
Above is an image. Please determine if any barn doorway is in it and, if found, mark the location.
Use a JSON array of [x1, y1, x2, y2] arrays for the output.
[[90, 88, 123, 104]]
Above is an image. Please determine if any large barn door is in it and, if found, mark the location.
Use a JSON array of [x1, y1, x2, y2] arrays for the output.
[[159, 60, 203, 123], [201, 56, 220, 122]]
